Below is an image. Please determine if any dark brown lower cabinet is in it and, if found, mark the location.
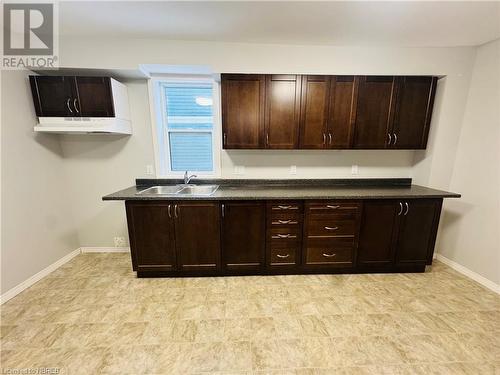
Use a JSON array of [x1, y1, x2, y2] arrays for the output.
[[222, 201, 266, 272], [126, 201, 176, 272], [175, 202, 221, 272], [357, 199, 443, 270], [125, 198, 443, 276]]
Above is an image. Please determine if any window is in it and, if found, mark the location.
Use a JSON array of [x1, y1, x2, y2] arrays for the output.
[[150, 77, 220, 177]]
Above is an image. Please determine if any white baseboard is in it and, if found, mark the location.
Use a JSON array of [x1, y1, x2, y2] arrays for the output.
[[435, 254, 500, 294], [80, 247, 130, 253], [0, 248, 81, 305]]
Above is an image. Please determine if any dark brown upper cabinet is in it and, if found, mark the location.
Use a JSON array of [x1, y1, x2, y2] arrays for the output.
[[352, 76, 396, 149], [299, 75, 330, 149], [265, 75, 301, 149], [222, 74, 265, 149], [75, 77, 115, 117], [221, 74, 438, 150], [327, 76, 359, 148], [390, 76, 437, 149], [29, 76, 76, 117], [30, 75, 115, 117]]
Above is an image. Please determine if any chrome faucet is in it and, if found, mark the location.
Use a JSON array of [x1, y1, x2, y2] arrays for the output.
[[184, 171, 197, 185]]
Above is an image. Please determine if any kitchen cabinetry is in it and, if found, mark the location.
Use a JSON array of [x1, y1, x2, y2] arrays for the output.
[[125, 197, 443, 277], [358, 199, 442, 270], [352, 76, 395, 148], [390, 76, 437, 149], [222, 73, 437, 150], [265, 75, 301, 149], [222, 201, 266, 272], [221, 74, 265, 149], [126, 201, 220, 274], [30, 75, 115, 117]]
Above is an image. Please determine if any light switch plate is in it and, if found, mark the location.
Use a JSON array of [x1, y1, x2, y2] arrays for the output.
[[146, 165, 154, 175], [290, 165, 297, 175], [351, 165, 359, 175]]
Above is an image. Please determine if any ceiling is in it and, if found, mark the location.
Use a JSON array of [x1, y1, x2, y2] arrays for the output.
[[60, 1, 500, 47]]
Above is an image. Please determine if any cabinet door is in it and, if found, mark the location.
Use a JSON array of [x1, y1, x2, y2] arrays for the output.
[[126, 202, 176, 272], [396, 199, 442, 266], [222, 202, 266, 272], [222, 74, 265, 149], [29, 76, 76, 117], [327, 76, 358, 148], [75, 77, 115, 117], [357, 200, 399, 267], [174, 202, 221, 272], [265, 75, 301, 149], [353, 76, 395, 149], [299, 75, 329, 149], [391, 76, 437, 149]]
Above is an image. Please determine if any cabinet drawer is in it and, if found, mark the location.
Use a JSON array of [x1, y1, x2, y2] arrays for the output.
[[269, 247, 298, 265], [306, 246, 354, 265], [269, 212, 302, 224], [307, 219, 356, 237], [306, 201, 361, 217], [270, 226, 300, 239], [269, 201, 303, 212]]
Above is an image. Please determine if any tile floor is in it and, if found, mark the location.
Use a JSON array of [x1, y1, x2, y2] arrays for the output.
[[1, 253, 499, 374]]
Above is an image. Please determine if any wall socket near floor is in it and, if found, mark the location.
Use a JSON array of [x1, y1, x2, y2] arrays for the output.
[[146, 165, 155, 175], [290, 165, 297, 175], [234, 165, 246, 175], [351, 165, 359, 175], [114, 236, 126, 247]]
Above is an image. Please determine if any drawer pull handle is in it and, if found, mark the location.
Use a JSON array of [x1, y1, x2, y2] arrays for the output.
[[276, 253, 290, 259], [326, 205, 340, 209], [277, 205, 297, 210], [272, 234, 297, 239], [275, 220, 298, 224], [322, 253, 337, 258], [324, 226, 339, 231]]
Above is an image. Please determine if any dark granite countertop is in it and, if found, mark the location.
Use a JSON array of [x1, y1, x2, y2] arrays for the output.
[[102, 178, 461, 201]]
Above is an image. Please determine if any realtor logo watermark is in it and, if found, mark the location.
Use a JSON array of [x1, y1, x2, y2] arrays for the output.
[[2, 2, 59, 69]]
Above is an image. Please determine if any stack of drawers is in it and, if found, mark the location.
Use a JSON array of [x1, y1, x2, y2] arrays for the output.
[[303, 201, 362, 267], [266, 201, 303, 267]]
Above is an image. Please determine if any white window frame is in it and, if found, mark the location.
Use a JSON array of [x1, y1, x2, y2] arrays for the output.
[[148, 75, 221, 178]]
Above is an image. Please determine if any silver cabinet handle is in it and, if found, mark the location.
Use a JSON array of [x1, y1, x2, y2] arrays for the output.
[[223, 133, 227, 146], [277, 205, 294, 210], [221, 203, 225, 218], [404, 202, 409, 216], [393, 133, 398, 145], [266, 133, 269, 146], [66, 98, 73, 114], [276, 253, 290, 259], [174, 204, 179, 218], [388, 133, 392, 145], [272, 234, 297, 239], [73, 98, 80, 114], [326, 205, 340, 209], [322, 253, 337, 258], [167, 204, 172, 218], [398, 202, 403, 216], [324, 226, 339, 231], [328, 133, 332, 145], [275, 219, 298, 224], [323, 133, 326, 145]]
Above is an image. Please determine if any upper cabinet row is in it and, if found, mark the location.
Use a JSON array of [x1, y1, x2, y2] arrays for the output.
[[221, 74, 438, 150]]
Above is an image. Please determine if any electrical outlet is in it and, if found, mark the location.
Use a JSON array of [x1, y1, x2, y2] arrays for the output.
[[146, 165, 154, 175], [351, 165, 359, 175], [114, 236, 126, 247], [234, 165, 246, 175], [290, 165, 297, 175]]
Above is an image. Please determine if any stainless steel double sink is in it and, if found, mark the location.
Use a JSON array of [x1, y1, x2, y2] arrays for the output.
[[136, 184, 219, 196]]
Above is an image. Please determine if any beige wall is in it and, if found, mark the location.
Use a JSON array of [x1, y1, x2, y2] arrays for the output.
[[436, 39, 500, 284], [1, 70, 79, 294]]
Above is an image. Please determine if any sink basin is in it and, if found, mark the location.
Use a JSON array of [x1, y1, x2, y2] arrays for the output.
[[136, 185, 183, 195], [176, 185, 219, 196], [136, 184, 219, 196]]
